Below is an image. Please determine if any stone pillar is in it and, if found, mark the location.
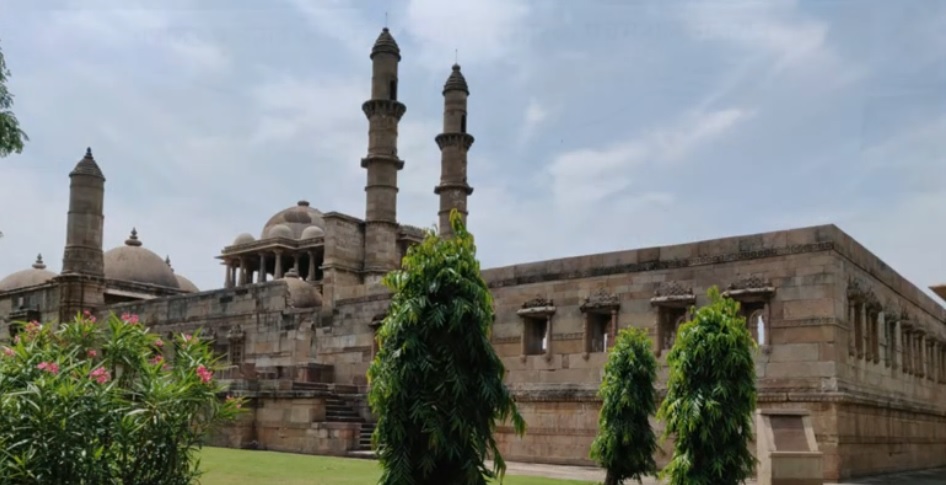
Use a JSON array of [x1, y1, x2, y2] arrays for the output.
[[292, 254, 300, 274], [860, 304, 868, 361], [259, 253, 267, 283], [225, 262, 235, 289], [893, 320, 902, 371], [608, 309, 618, 349], [238, 257, 247, 286], [308, 251, 317, 282], [274, 251, 284, 279]]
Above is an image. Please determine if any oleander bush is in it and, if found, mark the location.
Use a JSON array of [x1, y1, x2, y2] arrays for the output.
[[0, 312, 244, 485]]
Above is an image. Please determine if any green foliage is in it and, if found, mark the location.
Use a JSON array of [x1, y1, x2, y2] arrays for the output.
[[590, 327, 658, 485], [367, 209, 526, 485], [0, 312, 245, 484], [0, 40, 29, 157], [657, 287, 757, 485]]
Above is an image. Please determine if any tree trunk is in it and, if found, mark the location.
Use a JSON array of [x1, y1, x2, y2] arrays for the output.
[[604, 469, 619, 485]]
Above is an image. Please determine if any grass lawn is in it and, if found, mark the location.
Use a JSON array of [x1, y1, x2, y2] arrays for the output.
[[198, 447, 596, 485]]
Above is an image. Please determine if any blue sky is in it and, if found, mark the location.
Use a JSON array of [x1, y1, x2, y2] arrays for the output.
[[0, 0, 944, 297]]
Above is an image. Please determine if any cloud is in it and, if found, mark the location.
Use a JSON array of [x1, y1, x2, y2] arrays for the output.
[[548, 108, 752, 210]]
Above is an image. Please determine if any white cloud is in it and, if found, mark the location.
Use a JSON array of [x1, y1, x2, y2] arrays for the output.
[[165, 35, 232, 74], [548, 108, 752, 210]]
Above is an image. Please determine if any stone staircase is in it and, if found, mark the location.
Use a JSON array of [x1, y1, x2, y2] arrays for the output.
[[290, 382, 375, 453]]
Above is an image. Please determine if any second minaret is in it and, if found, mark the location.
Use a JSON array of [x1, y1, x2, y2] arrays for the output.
[[434, 64, 474, 238], [362, 28, 406, 283]]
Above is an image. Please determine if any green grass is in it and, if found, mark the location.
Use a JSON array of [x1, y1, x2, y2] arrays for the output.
[[198, 447, 595, 485]]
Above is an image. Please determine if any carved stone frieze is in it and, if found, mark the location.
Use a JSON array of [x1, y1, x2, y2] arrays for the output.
[[651, 281, 695, 307], [517, 296, 556, 317], [847, 277, 881, 310], [723, 275, 776, 300], [227, 325, 246, 341], [579, 288, 620, 313]]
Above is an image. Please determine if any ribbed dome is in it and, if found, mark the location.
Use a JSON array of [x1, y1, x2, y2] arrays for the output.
[[70, 147, 105, 179], [279, 270, 322, 308], [371, 27, 400, 60], [103, 228, 180, 289], [0, 254, 58, 292], [261, 201, 325, 239], [443, 64, 469, 95]]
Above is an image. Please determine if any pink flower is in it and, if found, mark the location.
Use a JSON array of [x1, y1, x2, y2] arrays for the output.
[[150, 355, 164, 366], [37, 361, 59, 375], [226, 395, 242, 410], [24, 321, 41, 335], [183, 334, 193, 342], [2, 347, 13, 357], [89, 367, 110, 384], [83, 310, 91, 316], [196, 364, 213, 384], [13, 335, 20, 344], [154, 339, 164, 348], [120, 313, 140, 325], [86, 349, 98, 358]]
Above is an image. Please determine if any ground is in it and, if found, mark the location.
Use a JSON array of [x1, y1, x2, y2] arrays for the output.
[[199, 447, 946, 484]]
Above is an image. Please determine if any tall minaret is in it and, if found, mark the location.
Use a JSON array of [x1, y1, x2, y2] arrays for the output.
[[434, 64, 474, 238], [57, 148, 106, 321], [362, 28, 406, 283]]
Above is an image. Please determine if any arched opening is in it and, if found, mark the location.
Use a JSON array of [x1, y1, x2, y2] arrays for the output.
[[389, 79, 398, 101], [749, 309, 766, 345], [460, 114, 467, 133]]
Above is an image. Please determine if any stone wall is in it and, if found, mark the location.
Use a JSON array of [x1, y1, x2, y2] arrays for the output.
[[0, 284, 60, 338], [322, 224, 946, 479], [108, 281, 320, 370]]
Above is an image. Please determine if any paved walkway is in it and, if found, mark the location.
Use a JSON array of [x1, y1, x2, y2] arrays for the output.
[[498, 461, 946, 484]]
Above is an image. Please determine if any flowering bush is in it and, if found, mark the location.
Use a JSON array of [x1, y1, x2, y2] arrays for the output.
[[0, 312, 244, 484]]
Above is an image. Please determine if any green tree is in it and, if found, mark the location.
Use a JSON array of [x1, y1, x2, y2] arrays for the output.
[[590, 327, 658, 485], [0, 312, 244, 484], [0, 39, 28, 157], [367, 210, 526, 485], [658, 287, 757, 485]]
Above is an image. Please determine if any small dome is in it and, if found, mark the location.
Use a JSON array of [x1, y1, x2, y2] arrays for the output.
[[443, 64, 469, 95], [371, 27, 400, 60], [175, 274, 199, 293], [165, 256, 200, 293], [261, 200, 326, 240], [104, 228, 180, 289], [267, 224, 293, 239], [300, 225, 325, 240], [0, 254, 58, 292], [279, 270, 322, 308], [233, 233, 255, 246]]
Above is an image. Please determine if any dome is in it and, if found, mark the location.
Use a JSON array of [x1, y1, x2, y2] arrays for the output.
[[279, 270, 322, 308], [103, 228, 180, 289], [261, 200, 325, 240], [233, 233, 256, 246], [0, 254, 58, 292], [175, 274, 200, 293], [300, 225, 325, 240], [164, 256, 200, 293], [266, 224, 293, 239], [371, 27, 400, 60], [443, 64, 469, 95]]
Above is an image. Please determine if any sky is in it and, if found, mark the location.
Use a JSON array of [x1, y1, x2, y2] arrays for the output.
[[0, 0, 944, 298]]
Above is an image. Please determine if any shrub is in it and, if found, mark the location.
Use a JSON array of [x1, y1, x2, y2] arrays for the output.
[[590, 326, 658, 485], [367, 210, 526, 485], [658, 287, 757, 485], [0, 312, 244, 484]]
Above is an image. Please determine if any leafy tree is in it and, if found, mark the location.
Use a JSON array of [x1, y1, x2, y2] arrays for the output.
[[367, 209, 526, 485], [658, 287, 757, 485], [0, 312, 244, 484], [590, 326, 658, 485], [0, 39, 28, 157]]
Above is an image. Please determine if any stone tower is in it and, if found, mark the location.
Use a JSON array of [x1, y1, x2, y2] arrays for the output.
[[434, 64, 474, 238], [361, 28, 406, 283], [57, 147, 106, 321]]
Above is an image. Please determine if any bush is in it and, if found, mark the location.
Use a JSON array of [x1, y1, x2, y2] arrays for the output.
[[590, 326, 658, 485], [367, 210, 526, 485], [0, 312, 244, 484], [658, 287, 757, 485]]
